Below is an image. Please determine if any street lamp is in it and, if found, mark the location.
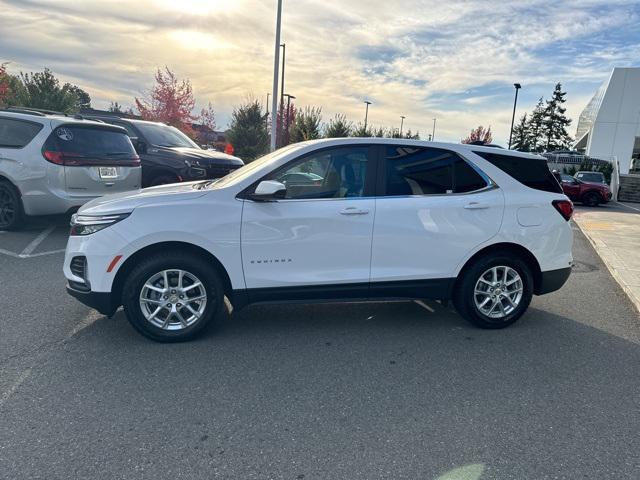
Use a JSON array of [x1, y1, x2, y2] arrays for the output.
[[278, 43, 286, 147], [283, 93, 296, 134], [431, 118, 436, 141], [364, 101, 372, 130], [270, 0, 283, 152], [508, 83, 522, 150], [400, 115, 406, 136]]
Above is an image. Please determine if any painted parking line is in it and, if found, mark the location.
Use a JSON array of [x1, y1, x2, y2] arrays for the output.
[[414, 300, 435, 312], [19, 226, 55, 257], [615, 201, 640, 213]]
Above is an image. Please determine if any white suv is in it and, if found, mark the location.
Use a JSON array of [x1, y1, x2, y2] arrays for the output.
[[64, 139, 573, 342], [0, 109, 141, 229]]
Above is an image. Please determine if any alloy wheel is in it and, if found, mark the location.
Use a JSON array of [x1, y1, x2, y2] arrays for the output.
[[0, 185, 16, 228], [473, 266, 524, 319], [139, 269, 208, 330]]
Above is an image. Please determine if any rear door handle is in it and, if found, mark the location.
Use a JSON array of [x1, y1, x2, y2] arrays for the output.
[[464, 202, 490, 210], [340, 207, 369, 215]]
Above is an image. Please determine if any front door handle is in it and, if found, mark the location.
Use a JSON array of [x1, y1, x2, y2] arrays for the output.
[[340, 207, 369, 215], [464, 202, 490, 210]]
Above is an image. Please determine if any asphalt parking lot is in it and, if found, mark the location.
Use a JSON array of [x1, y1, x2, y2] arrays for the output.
[[1, 206, 640, 479]]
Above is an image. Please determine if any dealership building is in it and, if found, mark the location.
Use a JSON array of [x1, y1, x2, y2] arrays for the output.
[[574, 67, 640, 174]]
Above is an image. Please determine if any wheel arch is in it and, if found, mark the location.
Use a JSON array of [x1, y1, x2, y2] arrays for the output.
[[455, 242, 543, 295], [581, 189, 604, 201], [0, 173, 21, 194], [111, 241, 234, 309]]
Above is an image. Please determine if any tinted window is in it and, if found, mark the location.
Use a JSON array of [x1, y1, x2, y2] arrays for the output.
[[44, 125, 136, 158], [0, 118, 43, 148], [136, 123, 198, 148], [473, 151, 562, 194], [385, 146, 453, 195], [112, 121, 138, 138], [452, 157, 488, 193], [576, 172, 604, 183], [269, 146, 370, 199]]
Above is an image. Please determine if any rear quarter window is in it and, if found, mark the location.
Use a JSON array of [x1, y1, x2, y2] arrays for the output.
[[0, 118, 43, 148], [473, 151, 562, 194]]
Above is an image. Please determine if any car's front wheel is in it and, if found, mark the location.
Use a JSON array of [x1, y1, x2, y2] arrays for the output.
[[453, 254, 533, 329], [582, 191, 601, 207], [122, 252, 225, 342]]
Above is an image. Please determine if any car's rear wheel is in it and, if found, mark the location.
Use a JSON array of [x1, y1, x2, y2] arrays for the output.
[[453, 254, 533, 329], [0, 180, 24, 231], [582, 191, 601, 207], [122, 252, 225, 342]]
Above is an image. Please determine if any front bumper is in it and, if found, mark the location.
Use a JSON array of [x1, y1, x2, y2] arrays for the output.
[[535, 266, 572, 295], [66, 283, 116, 317]]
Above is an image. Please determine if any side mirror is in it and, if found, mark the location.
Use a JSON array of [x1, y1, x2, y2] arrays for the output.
[[248, 180, 286, 202]]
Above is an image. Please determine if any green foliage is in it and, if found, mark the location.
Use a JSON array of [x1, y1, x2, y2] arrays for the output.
[[289, 106, 322, 143], [351, 122, 372, 137], [0, 63, 27, 108], [17, 68, 90, 113], [324, 113, 353, 138], [526, 98, 546, 153], [373, 126, 386, 137], [511, 113, 531, 151], [543, 83, 572, 151], [404, 129, 420, 140], [226, 99, 269, 161]]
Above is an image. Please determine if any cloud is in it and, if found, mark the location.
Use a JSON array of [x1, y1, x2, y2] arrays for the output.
[[1, 0, 639, 144]]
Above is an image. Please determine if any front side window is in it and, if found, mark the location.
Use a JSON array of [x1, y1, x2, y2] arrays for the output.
[[0, 118, 43, 148], [268, 146, 370, 199], [384, 146, 487, 196]]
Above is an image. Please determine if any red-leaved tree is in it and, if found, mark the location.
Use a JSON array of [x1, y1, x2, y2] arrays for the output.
[[135, 67, 196, 137], [461, 125, 493, 144], [0, 63, 10, 107]]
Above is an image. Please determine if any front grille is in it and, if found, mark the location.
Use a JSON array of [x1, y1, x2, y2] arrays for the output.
[[70, 256, 87, 280]]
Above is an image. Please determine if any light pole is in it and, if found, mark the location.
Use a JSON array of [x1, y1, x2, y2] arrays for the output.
[[508, 83, 522, 149], [400, 115, 406, 136], [283, 93, 295, 140], [265, 93, 270, 128], [364, 101, 372, 130], [431, 118, 436, 141], [278, 43, 286, 147], [270, 0, 283, 152]]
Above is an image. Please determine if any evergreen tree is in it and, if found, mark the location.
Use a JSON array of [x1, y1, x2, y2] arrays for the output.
[[226, 99, 269, 161], [511, 113, 531, 151], [324, 114, 353, 137], [527, 98, 545, 153], [289, 106, 322, 143], [373, 126, 386, 138], [351, 122, 373, 137], [404, 129, 420, 140], [543, 83, 573, 151]]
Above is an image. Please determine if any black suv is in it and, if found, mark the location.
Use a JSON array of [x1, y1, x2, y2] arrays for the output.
[[86, 116, 243, 187]]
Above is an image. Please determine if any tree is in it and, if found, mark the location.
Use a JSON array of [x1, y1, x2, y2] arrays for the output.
[[543, 83, 573, 151], [461, 125, 492, 144], [404, 129, 420, 140], [511, 113, 531, 151], [373, 126, 386, 138], [109, 101, 124, 113], [65, 83, 91, 110], [351, 122, 373, 137], [0, 63, 10, 107], [289, 106, 322, 143], [135, 67, 196, 136], [199, 102, 217, 132], [276, 102, 296, 147], [18, 68, 81, 113], [324, 114, 352, 137], [527, 98, 546, 153], [226, 99, 269, 161]]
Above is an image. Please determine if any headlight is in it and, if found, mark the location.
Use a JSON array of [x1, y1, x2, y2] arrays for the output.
[[70, 213, 130, 236]]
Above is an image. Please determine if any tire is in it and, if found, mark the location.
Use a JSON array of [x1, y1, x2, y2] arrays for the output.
[[453, 253, 533, 329], [0, 180, 25, 231], [582, 192, 600, 207], [122, 251, 225, 342], [149, 175, 178, 187]]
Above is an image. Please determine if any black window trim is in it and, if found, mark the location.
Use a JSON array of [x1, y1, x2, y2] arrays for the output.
[[375, 144, 495, 198], [237, 144, 380, 202], [0, 115, 45, 149]]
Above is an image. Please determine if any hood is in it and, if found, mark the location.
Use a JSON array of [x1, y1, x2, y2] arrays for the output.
[[155, 146, 243, 165], [79, 181, 208, 216]]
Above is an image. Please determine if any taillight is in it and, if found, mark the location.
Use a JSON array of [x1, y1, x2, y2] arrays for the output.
[[552, 199, 573, 221], [43, 150, 64, 165]]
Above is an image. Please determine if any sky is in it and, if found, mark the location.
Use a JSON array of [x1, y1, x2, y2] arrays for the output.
[[1, 0, 640, 144]]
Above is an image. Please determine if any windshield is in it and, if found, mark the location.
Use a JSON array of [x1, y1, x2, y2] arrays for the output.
[[206, 144, 303, 189], [576, 172, 604, 183], [136, 123, 199, 149]]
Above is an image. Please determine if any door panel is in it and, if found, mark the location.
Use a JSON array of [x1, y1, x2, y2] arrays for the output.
[[241, 198, 375, 288], [371, 188, 504, 281]]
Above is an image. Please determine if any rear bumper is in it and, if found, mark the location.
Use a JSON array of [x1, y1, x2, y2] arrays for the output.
[[66, 283, 116, 317], [535, 267, 571, 295]]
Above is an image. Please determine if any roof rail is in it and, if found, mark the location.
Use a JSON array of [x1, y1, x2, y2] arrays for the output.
[[4, 106, 69, 116]]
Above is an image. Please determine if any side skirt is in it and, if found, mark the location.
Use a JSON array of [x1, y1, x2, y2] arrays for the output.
[[230, 278, 455, 310]]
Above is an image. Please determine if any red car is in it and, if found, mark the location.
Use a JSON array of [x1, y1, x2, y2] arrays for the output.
[[557, 173, 612, 206]]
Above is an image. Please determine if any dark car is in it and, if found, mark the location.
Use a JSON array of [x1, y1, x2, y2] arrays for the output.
[[558, 174, 612, 206], [86, 116, 243, 187]]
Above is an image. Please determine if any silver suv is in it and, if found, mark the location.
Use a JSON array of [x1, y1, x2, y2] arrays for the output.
[[0, 109, 141, 229]]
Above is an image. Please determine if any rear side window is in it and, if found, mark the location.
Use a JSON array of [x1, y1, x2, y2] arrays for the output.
[[473, 151, 562, 194], [383, 146, 487, 196], [0, 118, 43, 148], [44, 125, 136, 159]]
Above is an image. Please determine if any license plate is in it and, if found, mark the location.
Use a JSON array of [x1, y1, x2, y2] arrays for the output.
[[99, 167, 118, 179]]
